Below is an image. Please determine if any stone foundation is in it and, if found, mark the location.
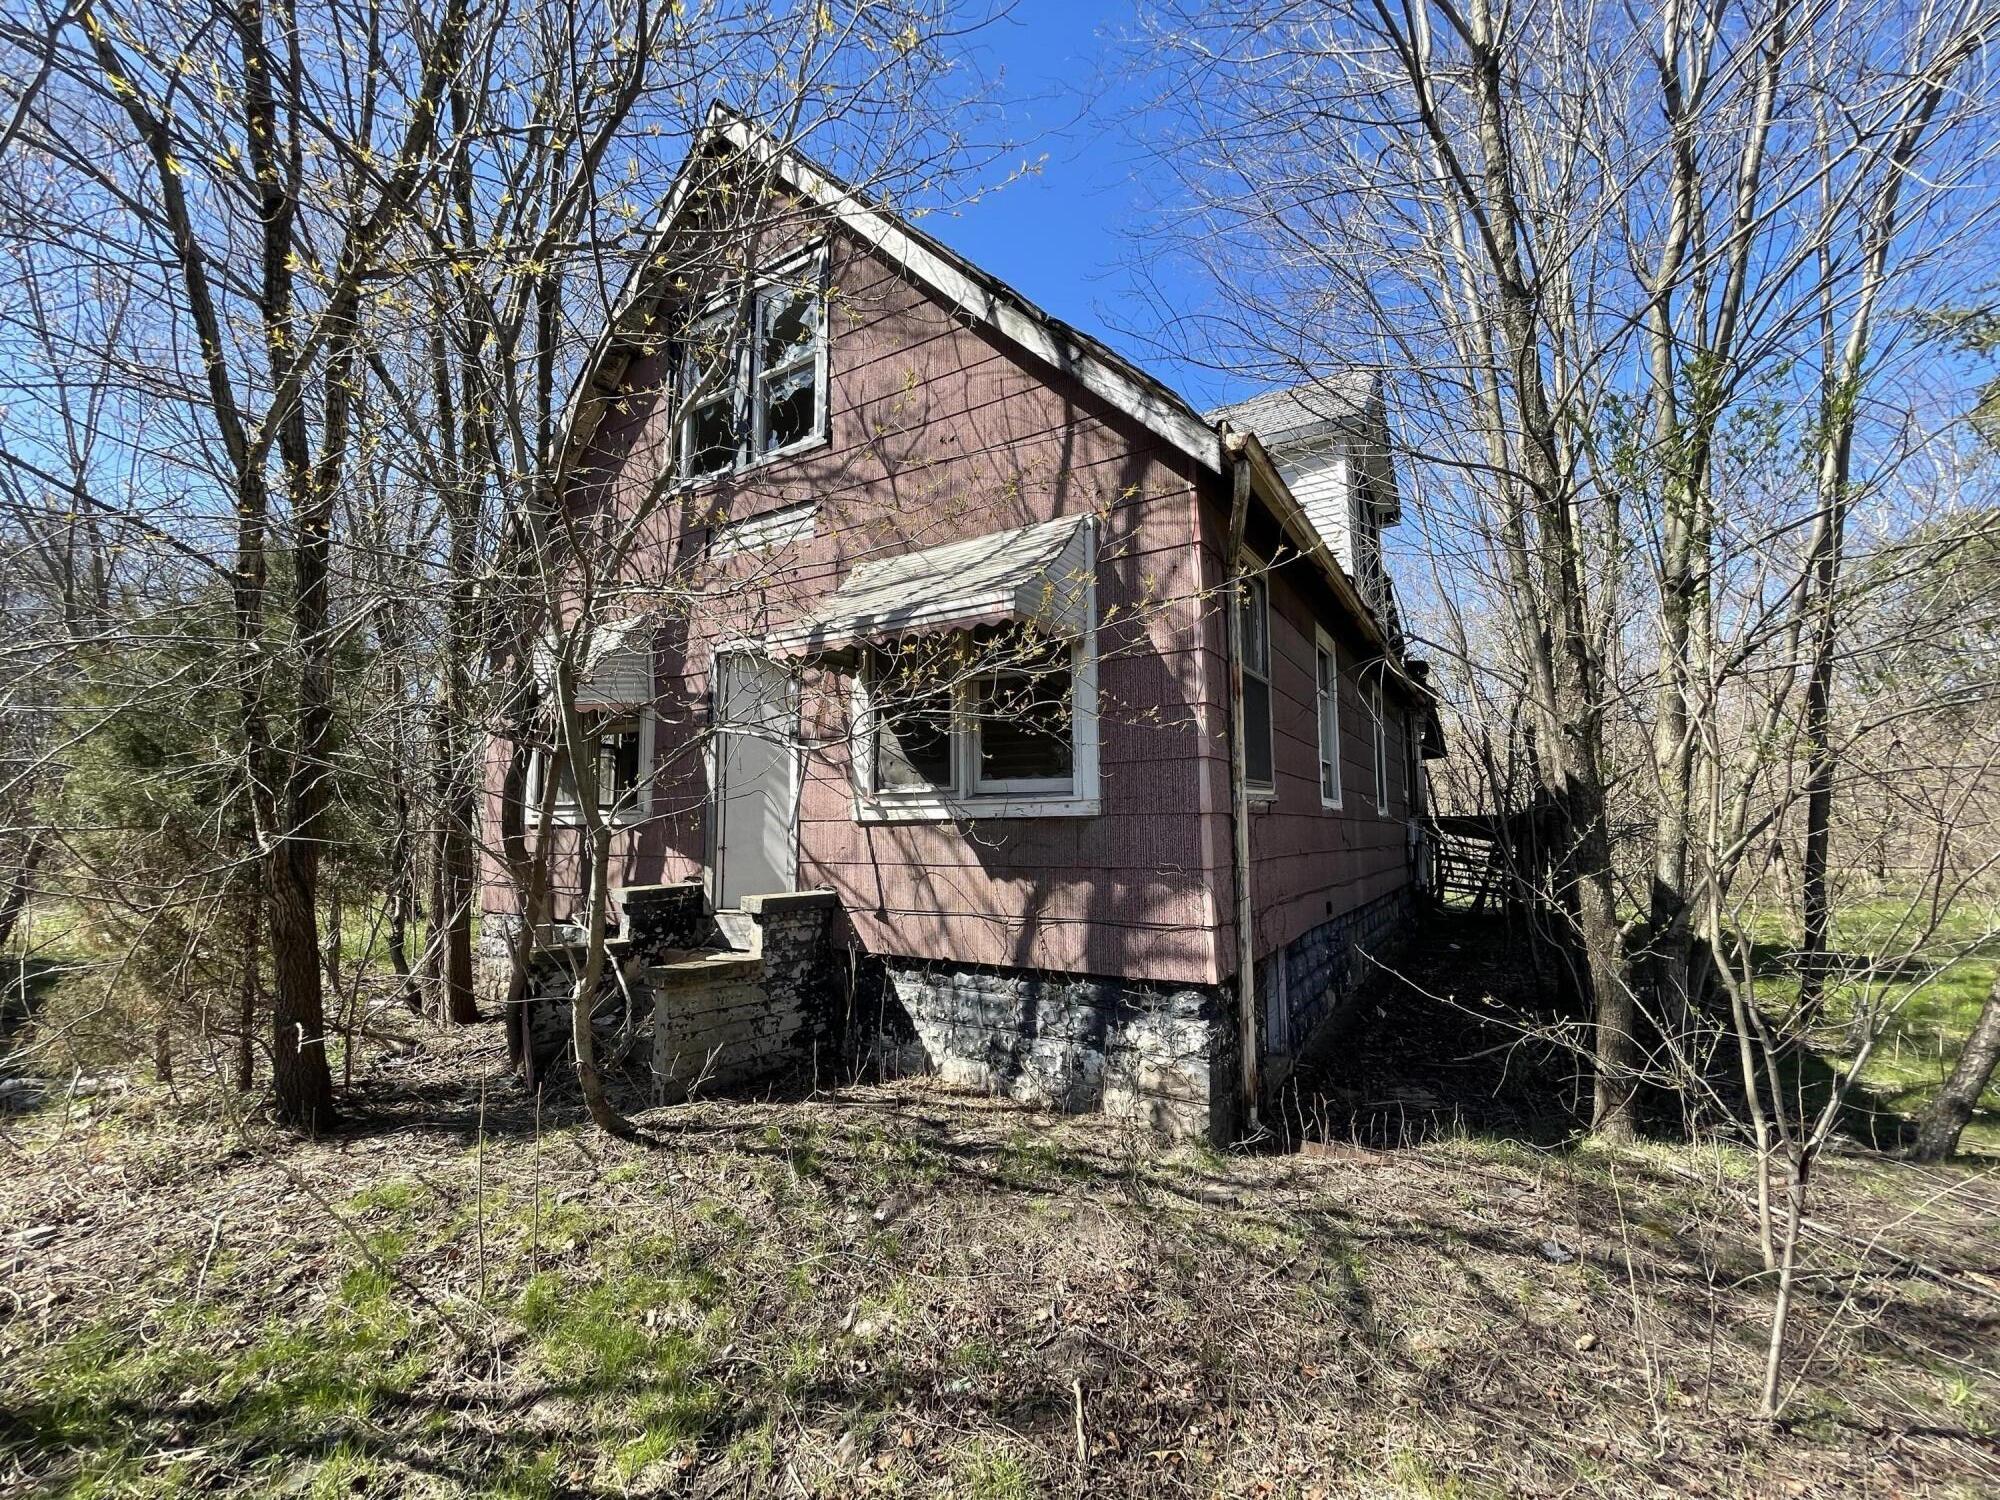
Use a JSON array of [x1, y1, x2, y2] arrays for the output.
[[882, 963, 1241, 1143], [1265, 886, 1414, 1094]]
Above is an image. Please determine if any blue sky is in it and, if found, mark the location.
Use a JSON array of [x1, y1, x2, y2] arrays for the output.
[[913, 0, 1238, 412]]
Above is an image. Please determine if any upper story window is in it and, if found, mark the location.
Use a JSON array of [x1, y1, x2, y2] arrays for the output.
[[680, 313, 740, 478], [1238, 571, 1274, 793], [677, 247, 827, 482], [1315, 629, 1343, 809], [756, 281, 821, 456]]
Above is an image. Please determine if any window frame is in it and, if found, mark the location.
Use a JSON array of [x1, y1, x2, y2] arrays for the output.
[[1314, 626, 1344, 811], [678, 307, 744, 480], [969, 657, 1078, 797], [1238, 569, 1275, 796], [1368, 677, 1390, 816], [530, 710, 656, 829], [675, 244, 829, 486], [751, 266, 826, 460], [849, 529, 1101, 823]]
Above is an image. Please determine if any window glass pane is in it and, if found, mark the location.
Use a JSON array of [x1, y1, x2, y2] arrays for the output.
[[597, 721, 642, 810], [1244, 675, 1273, 787], [1317, 646, 1340, 802], [1372, 689, 1389, 808], [759, 363, 815, 453], [762, 289, 818, 368], [682, 320, 738, 475], [687, 398, 737, 475], [1239, 576, 1269, 675], [977, 669, 1073, 784], [874, 658, 954, 791]]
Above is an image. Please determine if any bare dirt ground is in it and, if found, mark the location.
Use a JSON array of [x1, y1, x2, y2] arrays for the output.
[[3, 939, 1998, 1498]]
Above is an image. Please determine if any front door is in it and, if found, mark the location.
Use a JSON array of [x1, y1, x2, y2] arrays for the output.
[[711, 651, 798, 909]]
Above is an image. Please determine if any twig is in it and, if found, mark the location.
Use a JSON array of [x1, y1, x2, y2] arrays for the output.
[[191, 1211, 224, 1312]]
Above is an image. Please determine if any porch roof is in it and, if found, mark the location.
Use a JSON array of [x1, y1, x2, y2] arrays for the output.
[[764, 513, 1093, 658]]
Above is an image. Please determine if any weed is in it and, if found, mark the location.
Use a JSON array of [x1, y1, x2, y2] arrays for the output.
[[955, 1442, 1038, 1499]]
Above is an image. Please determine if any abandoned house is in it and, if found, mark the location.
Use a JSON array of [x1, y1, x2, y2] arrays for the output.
[[479, 108, 1444, 1141]]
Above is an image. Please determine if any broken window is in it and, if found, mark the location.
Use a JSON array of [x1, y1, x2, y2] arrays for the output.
[[680, 314, 739, 478], [755, 280, 821, 456], [676, 249, 826, 479]]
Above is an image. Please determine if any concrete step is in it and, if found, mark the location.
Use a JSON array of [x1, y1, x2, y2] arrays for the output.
[[713, 909, 760, 954]]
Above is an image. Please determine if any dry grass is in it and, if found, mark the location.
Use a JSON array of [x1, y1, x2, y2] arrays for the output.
[[2, 1024, 1997, 1499]]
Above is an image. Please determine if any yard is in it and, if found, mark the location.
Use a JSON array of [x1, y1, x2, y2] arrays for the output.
[[4, 930, 1997, 1499]]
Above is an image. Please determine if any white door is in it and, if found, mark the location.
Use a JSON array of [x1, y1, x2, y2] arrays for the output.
[[711, 652, 798, 909]]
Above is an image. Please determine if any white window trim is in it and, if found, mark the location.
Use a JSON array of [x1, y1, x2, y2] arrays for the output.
[[1314, 626, 1344, 811], [676, 243, 830, 487], [850, 529, 1100, 823], [528, 711, 657, 829], [1240, 570, 1275, 795], [678, 307, 745, 481], [1368, 678, 1390, 816]]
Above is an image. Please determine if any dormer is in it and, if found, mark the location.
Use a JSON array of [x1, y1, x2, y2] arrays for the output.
[[1208, 376, 1400, 621]]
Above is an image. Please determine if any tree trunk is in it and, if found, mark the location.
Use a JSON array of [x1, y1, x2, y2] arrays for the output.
[[0, 827, 47, 954], [237, 895, 260, 1093], [1909, 973, 2000, 1161], [266, 843, 335, 1129]]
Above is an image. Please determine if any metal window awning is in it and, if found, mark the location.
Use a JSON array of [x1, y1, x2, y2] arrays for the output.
[[534, 614, 656, 708], [765, 514, 1094, 658]]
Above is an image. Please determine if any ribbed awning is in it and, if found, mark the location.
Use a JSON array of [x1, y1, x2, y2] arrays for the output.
[[534, 614, 656, 708], [765, 514, 1094, 657]]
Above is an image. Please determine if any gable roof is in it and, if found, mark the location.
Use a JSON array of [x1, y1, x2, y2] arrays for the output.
[[1205, 375, 1377, 449], [560, 106, 1224, 480]]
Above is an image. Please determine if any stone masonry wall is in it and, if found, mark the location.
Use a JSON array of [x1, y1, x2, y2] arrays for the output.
[[649, 890, 839, 1101], [1268, 886, 1414, 1091], [883, 964, 1240, 1144]]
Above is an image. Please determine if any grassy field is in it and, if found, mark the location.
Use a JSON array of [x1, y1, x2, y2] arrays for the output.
[[1738, 895, 2000, 1153], [3, 1018, 1997, 1499]]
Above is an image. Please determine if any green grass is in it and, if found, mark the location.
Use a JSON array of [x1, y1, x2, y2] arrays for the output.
[[1743, 894, 2000, 1153]]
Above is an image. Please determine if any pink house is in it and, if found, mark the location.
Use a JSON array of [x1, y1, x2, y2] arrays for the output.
[[483, 111, 1442, 1140]]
